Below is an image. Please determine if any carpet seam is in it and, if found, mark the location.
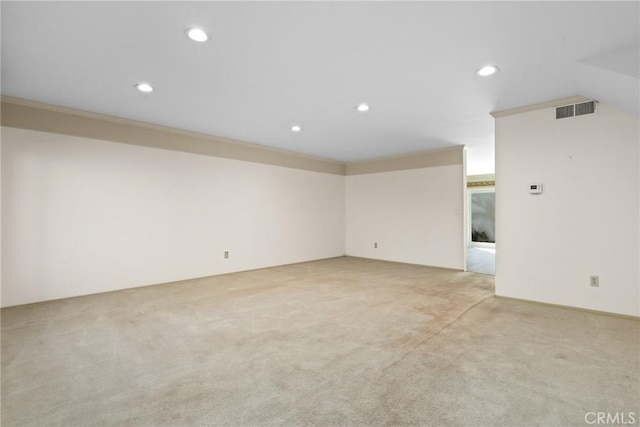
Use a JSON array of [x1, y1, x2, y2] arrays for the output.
[[381, 294, 495, 372]]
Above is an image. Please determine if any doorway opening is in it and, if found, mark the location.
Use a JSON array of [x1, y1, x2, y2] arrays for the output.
[[466, 178, 495, 275]]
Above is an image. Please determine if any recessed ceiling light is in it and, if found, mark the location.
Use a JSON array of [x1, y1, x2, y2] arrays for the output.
[[476, 65, 499, 77], [356, 103, 370, 112], [291, 125, 302, 132], [135, 83, 154, 93], [186, 28, 208, 42]]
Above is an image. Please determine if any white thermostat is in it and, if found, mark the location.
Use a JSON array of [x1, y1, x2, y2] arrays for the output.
[[529, 183, 543, 194]]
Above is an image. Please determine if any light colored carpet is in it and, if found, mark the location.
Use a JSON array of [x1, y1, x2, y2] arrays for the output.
[[1, 257, 638, 426]]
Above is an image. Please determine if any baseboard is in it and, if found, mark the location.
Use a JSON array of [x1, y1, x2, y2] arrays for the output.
[[344, 255, 465, 272], [495, 295, 639, 320], [0, 255, 348, 309]]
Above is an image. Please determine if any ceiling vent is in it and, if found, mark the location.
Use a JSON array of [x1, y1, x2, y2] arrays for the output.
[[556, 100, 597, 119]]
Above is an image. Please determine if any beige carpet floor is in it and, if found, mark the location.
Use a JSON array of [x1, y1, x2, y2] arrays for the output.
[[1, 257, 638, 426]]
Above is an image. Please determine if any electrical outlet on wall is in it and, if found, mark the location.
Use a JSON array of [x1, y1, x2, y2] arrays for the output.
[[590, 275, 599, 287], [374, 242, 378, 249], [224, 251, 229, 259]]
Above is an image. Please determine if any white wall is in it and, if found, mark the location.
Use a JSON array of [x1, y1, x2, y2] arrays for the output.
[[495, 103, 639, 316], [345, 164, 465, 270], [1, 127, 345, 307]]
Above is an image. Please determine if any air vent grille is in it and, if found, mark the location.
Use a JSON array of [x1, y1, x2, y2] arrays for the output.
[[556, 100, 597, 119], [556, 105, 574, 119], [575, 101, 596, 116]]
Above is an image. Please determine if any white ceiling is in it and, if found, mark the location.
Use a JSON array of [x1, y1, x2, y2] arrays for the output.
[[2, 2, 639, 175]]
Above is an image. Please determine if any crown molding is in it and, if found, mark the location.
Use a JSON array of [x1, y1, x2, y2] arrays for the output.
[[1, 96, 345, 175], [345, 145, 464, 176], [2, 96, 466, 176]]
